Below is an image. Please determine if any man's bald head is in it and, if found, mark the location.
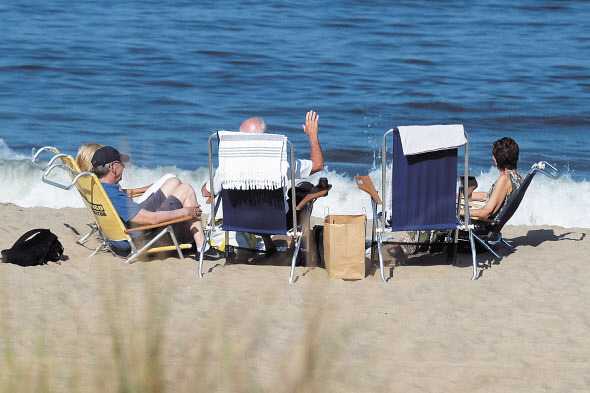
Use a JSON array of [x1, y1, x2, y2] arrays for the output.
[[239, 117, 267, 134]]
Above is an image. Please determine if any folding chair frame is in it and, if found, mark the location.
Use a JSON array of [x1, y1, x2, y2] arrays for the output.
[[467, 161, 559, 259], [359, 128, 477, 282], [199, 132, 313, 282], [31, 147, 192, 263]]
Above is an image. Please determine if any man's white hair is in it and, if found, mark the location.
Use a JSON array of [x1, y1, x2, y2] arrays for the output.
[[239, 117, 267, 134]]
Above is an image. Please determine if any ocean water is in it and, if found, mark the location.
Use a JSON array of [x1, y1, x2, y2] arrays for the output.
[[1, 1, 589, 227]]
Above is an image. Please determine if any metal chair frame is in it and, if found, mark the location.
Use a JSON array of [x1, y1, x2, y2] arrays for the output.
[[31, 147, 190, 263], [367, 128, 477, 282], [199, 132, 308, 283], [468, 161, 559, 259]]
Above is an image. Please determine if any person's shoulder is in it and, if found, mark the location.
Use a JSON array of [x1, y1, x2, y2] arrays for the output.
[[495, 173, 515, 193], [102, 183, 126, 198]]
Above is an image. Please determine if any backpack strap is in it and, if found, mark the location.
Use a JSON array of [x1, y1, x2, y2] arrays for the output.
[[11, 229, 48, 249]]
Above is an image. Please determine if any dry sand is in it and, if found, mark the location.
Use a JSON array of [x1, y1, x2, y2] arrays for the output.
[[1, 203, 589, 392]]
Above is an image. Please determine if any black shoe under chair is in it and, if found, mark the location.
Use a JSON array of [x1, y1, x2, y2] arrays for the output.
[[196, 247, 223, 261]]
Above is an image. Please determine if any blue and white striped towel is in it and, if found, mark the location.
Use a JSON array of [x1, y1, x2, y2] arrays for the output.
[[217, 131, 288, 190]]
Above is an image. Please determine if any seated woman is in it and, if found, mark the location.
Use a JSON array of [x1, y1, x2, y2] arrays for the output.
[[76, 142, 176, 202], [402, 137, 523, 254], [461, 136, 523, 220]]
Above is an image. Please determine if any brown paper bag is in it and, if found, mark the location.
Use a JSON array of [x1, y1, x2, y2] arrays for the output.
[[323, 215, 366, 280]]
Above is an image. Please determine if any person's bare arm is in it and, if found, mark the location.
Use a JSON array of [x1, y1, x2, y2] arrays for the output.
[[465, 175, 511, 219], [123, 184, 153, 198], [130, 205, 201, 226], [302, 110, 324, 175], [471, 191, 487, 202], [201, 183, 211, 198]]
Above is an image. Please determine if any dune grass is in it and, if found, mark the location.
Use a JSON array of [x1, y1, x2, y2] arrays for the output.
[[0, 264, 347, 393]]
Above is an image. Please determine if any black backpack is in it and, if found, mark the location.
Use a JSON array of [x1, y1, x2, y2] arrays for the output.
[[1, 229, 64, 267]]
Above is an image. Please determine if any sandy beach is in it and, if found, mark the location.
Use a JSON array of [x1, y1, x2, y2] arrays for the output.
[[1, 202, 589, 392]]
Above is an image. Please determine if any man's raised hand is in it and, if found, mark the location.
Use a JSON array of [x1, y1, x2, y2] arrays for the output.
[[302, 110, 319, 138]]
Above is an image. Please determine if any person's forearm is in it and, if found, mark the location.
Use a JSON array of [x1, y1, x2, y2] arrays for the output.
[[460, 205, 492, 219], [124, 184, 152, 198], [309, 135, 324, 174], [132, 208, 190, 225], [201, 183, 211, 198], [469, 204, 494, 219], [471, 191, 487, 202]]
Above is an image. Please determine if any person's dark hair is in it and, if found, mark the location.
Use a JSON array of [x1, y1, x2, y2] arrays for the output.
[[492, 137, 519, 171]]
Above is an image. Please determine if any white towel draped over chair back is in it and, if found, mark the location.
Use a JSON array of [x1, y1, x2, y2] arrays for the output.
[[216, 131, 288, 190], [397, 124, 467, 155]]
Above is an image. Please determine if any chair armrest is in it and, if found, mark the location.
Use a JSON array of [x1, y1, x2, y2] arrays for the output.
[[296, 189, 329, 211], [124, 216, 194, 234], [354, 176, 382, 205]]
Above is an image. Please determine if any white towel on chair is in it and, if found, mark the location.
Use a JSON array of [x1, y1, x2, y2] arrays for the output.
[[397, 124, 467, 156], [217, 131, 288, 190]]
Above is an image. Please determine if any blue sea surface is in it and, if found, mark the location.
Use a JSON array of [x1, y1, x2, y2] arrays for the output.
[[1, 0, 589, 178]]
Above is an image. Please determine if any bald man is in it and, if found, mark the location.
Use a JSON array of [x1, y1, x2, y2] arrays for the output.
[[201, 110, 325, 254], [201, 110, 324, 198]]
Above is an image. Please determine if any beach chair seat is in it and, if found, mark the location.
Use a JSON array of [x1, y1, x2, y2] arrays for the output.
[[31, 147, 192, 263], [462, 161, 559, 258], [355, 125, 477, 282], [199, 132, 328, 282]]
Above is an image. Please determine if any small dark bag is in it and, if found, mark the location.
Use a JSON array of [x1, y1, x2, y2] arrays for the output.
[[1, 229, 64, 267]]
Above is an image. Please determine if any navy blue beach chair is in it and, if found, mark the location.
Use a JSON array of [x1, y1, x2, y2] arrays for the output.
[[198, 131, 326, 283], [356, 125, 478, 282]]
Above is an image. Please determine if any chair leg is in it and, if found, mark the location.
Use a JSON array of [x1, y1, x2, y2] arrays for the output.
[[168, 227, 184, 260], [472, 233, 501, 259], [376, 230, 387, 283], [224, 230, 230, 260], [289, 207, 314, 283], [452, 229, 459, 266], [469, 229, 478, 280], [289, 232, 304, 283], [126, 227, 171, 264], [198, 229, 211, 278], [89, 241, 106, 258], [371, 201, 387, 283], [370, 215, 377, 262], [500, 238, 514, 249], [77, 223, 98, 245]]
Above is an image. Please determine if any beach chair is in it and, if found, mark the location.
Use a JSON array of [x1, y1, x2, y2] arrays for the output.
[[355, 125, 478, 282], [199, 131, 327, 283], [466, 161, 559, 258], [31, 147, 102, 245], [31, 147, 192, 263]]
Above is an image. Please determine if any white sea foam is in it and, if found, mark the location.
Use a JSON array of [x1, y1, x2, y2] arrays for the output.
[[0, 139, 28, 160], [1, 143, 588, 228]]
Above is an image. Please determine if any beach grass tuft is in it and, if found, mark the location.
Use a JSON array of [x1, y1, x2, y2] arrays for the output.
[[0, 263, 350, 392]]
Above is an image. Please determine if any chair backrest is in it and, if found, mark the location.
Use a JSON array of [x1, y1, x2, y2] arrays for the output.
[[388, 128, 462, 231], [221, 188, 288, 234], [492, 170, 536, 232], [209, 131, 296, 235], [58, 155, 130, 242]]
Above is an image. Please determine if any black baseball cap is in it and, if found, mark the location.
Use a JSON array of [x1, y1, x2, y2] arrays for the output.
[[91, 146, 130, 168]]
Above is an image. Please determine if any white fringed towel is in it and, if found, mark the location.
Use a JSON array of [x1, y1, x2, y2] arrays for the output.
[[397, 124, 467, 156], [216, 131, 288, 190]]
